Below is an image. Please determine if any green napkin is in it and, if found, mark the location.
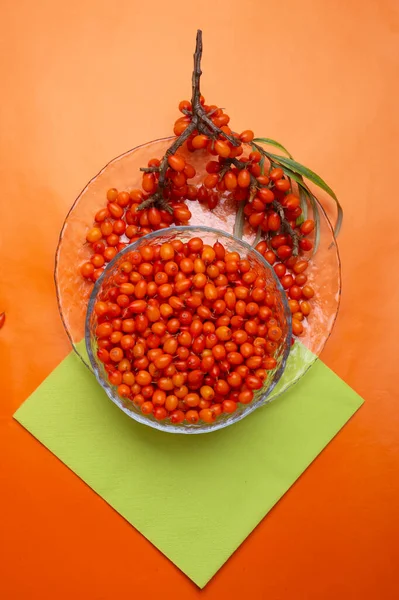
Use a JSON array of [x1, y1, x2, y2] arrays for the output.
[[14, 344, 363, 588]]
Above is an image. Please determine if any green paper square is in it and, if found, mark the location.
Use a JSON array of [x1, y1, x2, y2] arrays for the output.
[[14, 346, 363, 587]]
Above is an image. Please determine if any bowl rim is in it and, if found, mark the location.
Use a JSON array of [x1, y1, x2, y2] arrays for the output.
[[85, 225, 293, 434]]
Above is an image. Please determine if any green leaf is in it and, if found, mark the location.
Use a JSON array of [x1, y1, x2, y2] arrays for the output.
[[331, 200, 343, 238], [234, 200, 245, 239], [253, 138, 293, 159], [252, 228, 262, 248], [296, 215, 305, 226], [298, 186, 308, 221], [259, 155, 265, 175], [308, 194, 321, 255], [267, 152, 343, 238], [267, 153, 337, 200]]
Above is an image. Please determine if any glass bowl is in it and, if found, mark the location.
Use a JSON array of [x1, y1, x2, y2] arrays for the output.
[[55, 137, 341, 401], [85, 226, 292, 434]]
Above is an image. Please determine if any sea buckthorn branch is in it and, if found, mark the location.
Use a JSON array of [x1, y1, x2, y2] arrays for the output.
[[137, 30, 239, 213], [251, 139, 342, 243], [133, 29, 326, 258], [226, 155, 300, 250]]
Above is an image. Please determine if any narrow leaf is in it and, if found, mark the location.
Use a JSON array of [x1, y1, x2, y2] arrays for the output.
[[298, 186, 308, 221], [259, 155, 265, 175], [267, 152, 343, 238], [267, 153, 338, 200], [234, 200, 245, 239], [296, 215, 305, 226], [252, 228, 262, 248], [331, 200, 343, 238], [253, 138, 293, 159], [308, 194, 321, 255]]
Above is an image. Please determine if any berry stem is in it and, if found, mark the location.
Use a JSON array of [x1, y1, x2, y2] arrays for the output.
[[272, 201, 301, 255], [228, 156, 298, 247], [191, 29, 203, 110]]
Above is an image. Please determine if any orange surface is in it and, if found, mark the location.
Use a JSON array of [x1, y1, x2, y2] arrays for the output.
[[1, 1, 398, 598]]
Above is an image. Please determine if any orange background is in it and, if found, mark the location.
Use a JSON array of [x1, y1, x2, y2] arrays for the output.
[[1, 1, 398, 598]]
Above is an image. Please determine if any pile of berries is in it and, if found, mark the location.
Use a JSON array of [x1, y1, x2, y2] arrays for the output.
[[80, 182, 193, 282], [253, 240, 314, 337], [92, 238, 287, 424], [80, 98, 315, 280]]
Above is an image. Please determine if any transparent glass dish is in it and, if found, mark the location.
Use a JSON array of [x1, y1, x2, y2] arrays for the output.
[[55, 137, 341, 402], [85, 226, 292, 433]]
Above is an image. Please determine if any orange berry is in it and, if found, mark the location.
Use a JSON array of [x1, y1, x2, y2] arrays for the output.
[[237, 169, 251, 188], [224, 171, 238, 190], [168, 154, 186, 172], [192, 134, 209, 149], [239, 130, 254, 143], [300, 219, 315, 235], [214, 140, 230, 158]]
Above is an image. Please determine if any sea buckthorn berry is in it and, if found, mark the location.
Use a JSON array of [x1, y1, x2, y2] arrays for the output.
[[277, 245, 292, 260], [270, 167, 283, 181], [249, 150, 261, 163], [238, 389, 254, 404], [300, 300, 311, 316], [215, 326, 232, 341], [295, 273, 307, 286], [293, 312, 304, 321], [246, 375, 263, 390], [81, 262, 95, 279], [299, 238, 313, 252], [281, 275, 294, 289], [153, 389, 166, 406], [237, 169, 250, 188], [168, 154, 186, 172], [141, 401, 154, 415], [224, 171, 238, 190], [258, 188, 274, 204], [186, 410, 199, 424], [268, 212, 281, 232], [107, 188, 118, 202], [268, 326, 283, 341], [86, 228, 102, 243], [239, 130, 254, 143], [170, 409, 185, 423], [204, 173, 218, 189], [192, 134, 209, 149], [302, 285, 315, 299], [292, 318, 304, 336], [193, 273, 207, 289], [199, 409, 217, 423], [178, 100, 191, 112], [293, 260, 308, 274], [188, 237, 204, 253], [154, 407, 168, 420], [300, 219, 315, 235], [193, 258, 206, 273], [222, 400, 238, 414], [214, 140, 230, 158], [160, 242, 174, 261], [288, 300, 300, 313]]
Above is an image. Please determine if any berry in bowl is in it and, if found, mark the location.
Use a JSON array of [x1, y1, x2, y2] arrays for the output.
[[85, 226, 291, 433]]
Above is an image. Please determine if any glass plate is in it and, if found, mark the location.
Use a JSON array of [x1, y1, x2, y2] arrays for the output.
[[55, 137, 341, 401]]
